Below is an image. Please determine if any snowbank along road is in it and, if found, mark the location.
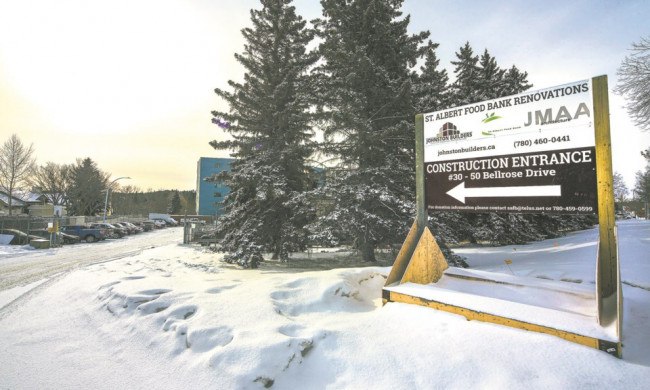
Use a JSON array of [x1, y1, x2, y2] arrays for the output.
[[0, 227, 182, 292]]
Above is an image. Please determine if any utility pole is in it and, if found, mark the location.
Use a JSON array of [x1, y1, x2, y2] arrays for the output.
[[103, 176, 131, 222]]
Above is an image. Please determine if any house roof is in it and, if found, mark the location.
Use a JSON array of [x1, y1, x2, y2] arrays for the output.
[[0, 192, 26, 207], [12, 190, 47, 203]]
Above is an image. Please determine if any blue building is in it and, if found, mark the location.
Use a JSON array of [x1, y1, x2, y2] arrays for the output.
[[196, 157, 234, 216]]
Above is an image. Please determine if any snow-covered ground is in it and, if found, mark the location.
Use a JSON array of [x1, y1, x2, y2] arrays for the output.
[[0, 220, 649, 389]]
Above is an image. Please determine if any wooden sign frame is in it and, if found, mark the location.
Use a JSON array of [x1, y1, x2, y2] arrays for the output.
[[383, 75, 622, 357]]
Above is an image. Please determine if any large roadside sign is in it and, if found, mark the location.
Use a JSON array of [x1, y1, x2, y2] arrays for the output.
[[386, 76, 621, 357], [424, 79, 597, 214]]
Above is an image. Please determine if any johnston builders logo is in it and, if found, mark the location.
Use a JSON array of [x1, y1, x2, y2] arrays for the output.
[[426, 122, 472, 144]]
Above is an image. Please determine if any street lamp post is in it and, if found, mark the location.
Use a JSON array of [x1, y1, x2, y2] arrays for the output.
[[103, 176, 131, 222]]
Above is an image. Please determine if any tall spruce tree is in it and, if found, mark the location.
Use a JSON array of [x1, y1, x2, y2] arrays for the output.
[[476, 49, 505, 100], [167, 191, 181, 214], [67, 158, 108, 216], [413, 41, 450, 114], [311, 0, 429, 262], [502, 65, 532, 95], [209, 0, 318, 268], [451, 43, 532, 106], [449, 42, 481, 106]]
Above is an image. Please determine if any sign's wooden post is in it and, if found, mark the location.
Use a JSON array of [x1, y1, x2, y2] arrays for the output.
[[593, 75, 622, 356], [415, 114, 427, 230], [384, 114, 447, 287]]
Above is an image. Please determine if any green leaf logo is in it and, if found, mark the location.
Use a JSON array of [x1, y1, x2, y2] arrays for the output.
[[482, 112, 502, 123]]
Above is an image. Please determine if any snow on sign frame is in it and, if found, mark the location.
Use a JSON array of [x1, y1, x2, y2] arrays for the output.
[[423, 79, 597, 214]]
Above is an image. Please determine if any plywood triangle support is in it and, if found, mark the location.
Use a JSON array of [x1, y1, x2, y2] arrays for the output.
[[385, 220, 421, 286], [400, 226, 448, 285]]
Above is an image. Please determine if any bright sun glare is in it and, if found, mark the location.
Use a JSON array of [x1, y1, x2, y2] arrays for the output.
[[1, 0, 214, 136]]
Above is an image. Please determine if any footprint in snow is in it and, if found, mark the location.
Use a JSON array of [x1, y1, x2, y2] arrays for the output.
[[162, 305, 199, 331], [185, 326, 234, 352], [135, 289, 173, 315], [122, 275, 146, 280], [137, 289, 172, 295], [205, 284, 238, 294], [138, 300, 171, 315]]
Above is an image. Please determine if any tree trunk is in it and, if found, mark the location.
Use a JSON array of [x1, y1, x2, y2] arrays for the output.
[[7, 185, 14, 216], [271, 242, 281, 260], [359, 238, 376, 262]]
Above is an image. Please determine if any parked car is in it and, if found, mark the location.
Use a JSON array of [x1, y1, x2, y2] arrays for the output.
[[90, 223, 127, 238], [134, 221, 155, 232], [112, 222, 135, 235], [60, 225, 106, 243], [115, 221, 142, 234], [149, 219, 166, 229], [123, 221, 144, 233], [149, 213, 178, 226]]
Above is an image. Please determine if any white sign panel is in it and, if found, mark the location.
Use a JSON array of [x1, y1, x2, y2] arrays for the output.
[[423, 79, 598, 214]]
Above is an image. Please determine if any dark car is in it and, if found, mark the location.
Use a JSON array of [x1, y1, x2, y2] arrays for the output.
[[134, 221, 154, 232], [60, 225, 106, 243], [123, 221, 144, 233], [89, 223, 126, 239], [113, 222, 138, 235]]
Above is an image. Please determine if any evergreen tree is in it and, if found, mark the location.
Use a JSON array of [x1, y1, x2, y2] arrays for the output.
[[67, 158, 108, 216], [634, 167, 650, 205], [502, 65, 532, 95], [311, 0, 429, 262], [167, 191, 181, 214], [449, 42, 481, 106], [112, 189, 196, 216], [450, 44, 532, 105], [209, 0, 318, 268], [476, 49, 505, 100], [413, 41, 450, 113]]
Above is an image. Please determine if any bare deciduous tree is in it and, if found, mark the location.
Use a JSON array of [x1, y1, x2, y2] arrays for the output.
[[613, 172, 629, 203], [0, 134, 36, 215], [616, 36, 650, 132], [29, 162, 71, 205]]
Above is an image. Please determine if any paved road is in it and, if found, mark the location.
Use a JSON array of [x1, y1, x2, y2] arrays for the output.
[[0, 227, 182, 292]]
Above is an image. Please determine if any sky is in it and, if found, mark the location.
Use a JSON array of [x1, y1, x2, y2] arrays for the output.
[[0, 0, 649, 191]]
